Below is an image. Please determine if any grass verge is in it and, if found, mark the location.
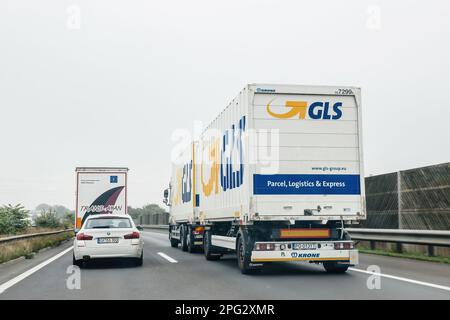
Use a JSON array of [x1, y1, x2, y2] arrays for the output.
[[357, 246, 450, 264], [0, 231, 74, 264]]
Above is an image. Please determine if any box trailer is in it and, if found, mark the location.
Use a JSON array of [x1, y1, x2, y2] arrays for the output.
[[75, 167, 129, 230], [164, 84, 365, 274]]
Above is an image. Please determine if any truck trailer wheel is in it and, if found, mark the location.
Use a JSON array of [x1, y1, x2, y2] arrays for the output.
[[169, 233, 179, 248], [203, 230, 221, 261], [186, 226, 196, 253], [180, 225, 188, 252], [170, 238, 179, 248], [323, 261, 349, 273], [237, 234, 260, 274]]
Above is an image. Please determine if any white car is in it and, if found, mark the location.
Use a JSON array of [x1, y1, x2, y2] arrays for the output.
[[73, 214, 144, 267]]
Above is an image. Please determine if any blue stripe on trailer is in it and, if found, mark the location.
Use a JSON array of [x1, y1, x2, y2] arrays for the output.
[[253, 174, 361, 195]]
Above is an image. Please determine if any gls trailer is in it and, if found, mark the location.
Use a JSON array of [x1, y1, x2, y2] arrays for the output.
[[164, 84, 365, 274]]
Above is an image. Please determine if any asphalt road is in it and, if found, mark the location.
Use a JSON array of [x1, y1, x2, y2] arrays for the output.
[[0, 230, 449, 299]]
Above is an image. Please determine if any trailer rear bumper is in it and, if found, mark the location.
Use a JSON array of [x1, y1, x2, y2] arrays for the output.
[[251, 246, 359, 265]]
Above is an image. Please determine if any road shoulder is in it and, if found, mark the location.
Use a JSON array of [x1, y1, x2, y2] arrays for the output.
[[0, 240, 73, 286]]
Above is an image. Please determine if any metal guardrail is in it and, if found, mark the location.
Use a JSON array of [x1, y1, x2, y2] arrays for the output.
[[142, 225, 450, 247], [346, 228, 450, 247], [0, 229, 72, 244], [142, 225, 169, 230]]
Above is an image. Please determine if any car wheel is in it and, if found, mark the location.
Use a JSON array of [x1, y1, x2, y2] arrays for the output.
[[73, 254, 83, 268], [135, 252, 143, 267]]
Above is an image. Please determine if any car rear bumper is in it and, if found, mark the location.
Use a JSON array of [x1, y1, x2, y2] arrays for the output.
[[251, 248, 359, 265], [74, 244, 143, 260]]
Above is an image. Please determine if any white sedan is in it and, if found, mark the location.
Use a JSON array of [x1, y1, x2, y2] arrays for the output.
[[73, 214, 144, 267]]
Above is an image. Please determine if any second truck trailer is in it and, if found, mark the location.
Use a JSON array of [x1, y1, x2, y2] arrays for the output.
[[75, 167, 129, 230], [164, 84, 365, 274]]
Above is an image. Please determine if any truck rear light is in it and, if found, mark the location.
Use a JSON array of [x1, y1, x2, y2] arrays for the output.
[[334, 242, 354, 250], [193, 226, 204, 235], [255, 243, 275, 251], [76, 233, 93, 241], [124, 231, 140, 239], [345, 242, 354, 249]]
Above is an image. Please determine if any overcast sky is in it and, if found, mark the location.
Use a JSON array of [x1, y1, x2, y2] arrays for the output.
[[0, 0, 449, 210]]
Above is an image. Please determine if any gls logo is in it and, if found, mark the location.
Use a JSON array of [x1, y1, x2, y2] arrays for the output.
[[266, 99, 343, 120]]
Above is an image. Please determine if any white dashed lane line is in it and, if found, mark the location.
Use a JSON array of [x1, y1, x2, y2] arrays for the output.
[[157, 252, 178, 263]]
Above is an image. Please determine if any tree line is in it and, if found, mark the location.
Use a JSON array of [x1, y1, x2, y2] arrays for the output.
[[128, 204, 168, 223], [0, 204, 74, 235]]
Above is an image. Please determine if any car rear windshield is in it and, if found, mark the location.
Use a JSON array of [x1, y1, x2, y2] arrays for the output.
[[85, 217, 132, 229]]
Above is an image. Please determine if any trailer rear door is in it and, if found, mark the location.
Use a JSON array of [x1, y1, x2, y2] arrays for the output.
[[251, 87, 365, 221]]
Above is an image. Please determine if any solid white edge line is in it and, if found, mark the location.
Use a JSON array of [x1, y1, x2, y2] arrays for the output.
[[0, 246, 74, 295], [349, 267, 450, 292], [157, 252, 178, 263]]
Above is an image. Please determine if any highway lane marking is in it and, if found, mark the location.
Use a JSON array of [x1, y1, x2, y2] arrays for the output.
[[349, 267, 450, 292], [157, 252, 178, 263], [0, 246, 73, 295]]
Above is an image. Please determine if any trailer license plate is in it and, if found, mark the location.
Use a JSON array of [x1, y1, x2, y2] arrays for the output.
[[97, 238, 119, 244], [297, 243, 317, 250]]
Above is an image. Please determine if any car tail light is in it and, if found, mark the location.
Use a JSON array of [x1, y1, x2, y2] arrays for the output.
[[76, 233, 93, 241], [124, 231, 140, 239], [334, 242, 354, 250], [193, 226, 205, 235]]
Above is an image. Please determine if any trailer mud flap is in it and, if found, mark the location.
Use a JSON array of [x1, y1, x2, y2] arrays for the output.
[[349, 250, 359, 265]]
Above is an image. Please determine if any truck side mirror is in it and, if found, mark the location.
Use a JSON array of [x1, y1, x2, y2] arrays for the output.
[[163, 188, 171, 206]]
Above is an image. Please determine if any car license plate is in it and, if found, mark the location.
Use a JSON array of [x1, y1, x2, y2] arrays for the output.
[[297, 243, 317, 250], [97, 237, 119, 244]]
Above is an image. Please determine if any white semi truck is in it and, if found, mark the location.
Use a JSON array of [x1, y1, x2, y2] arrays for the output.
[[75, 167, 129, 231], [164, 84, 365, 274]]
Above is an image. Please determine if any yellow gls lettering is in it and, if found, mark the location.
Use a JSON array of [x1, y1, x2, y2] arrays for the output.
[[201, 137, 220, 197], [173, 169, 182, 206]]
